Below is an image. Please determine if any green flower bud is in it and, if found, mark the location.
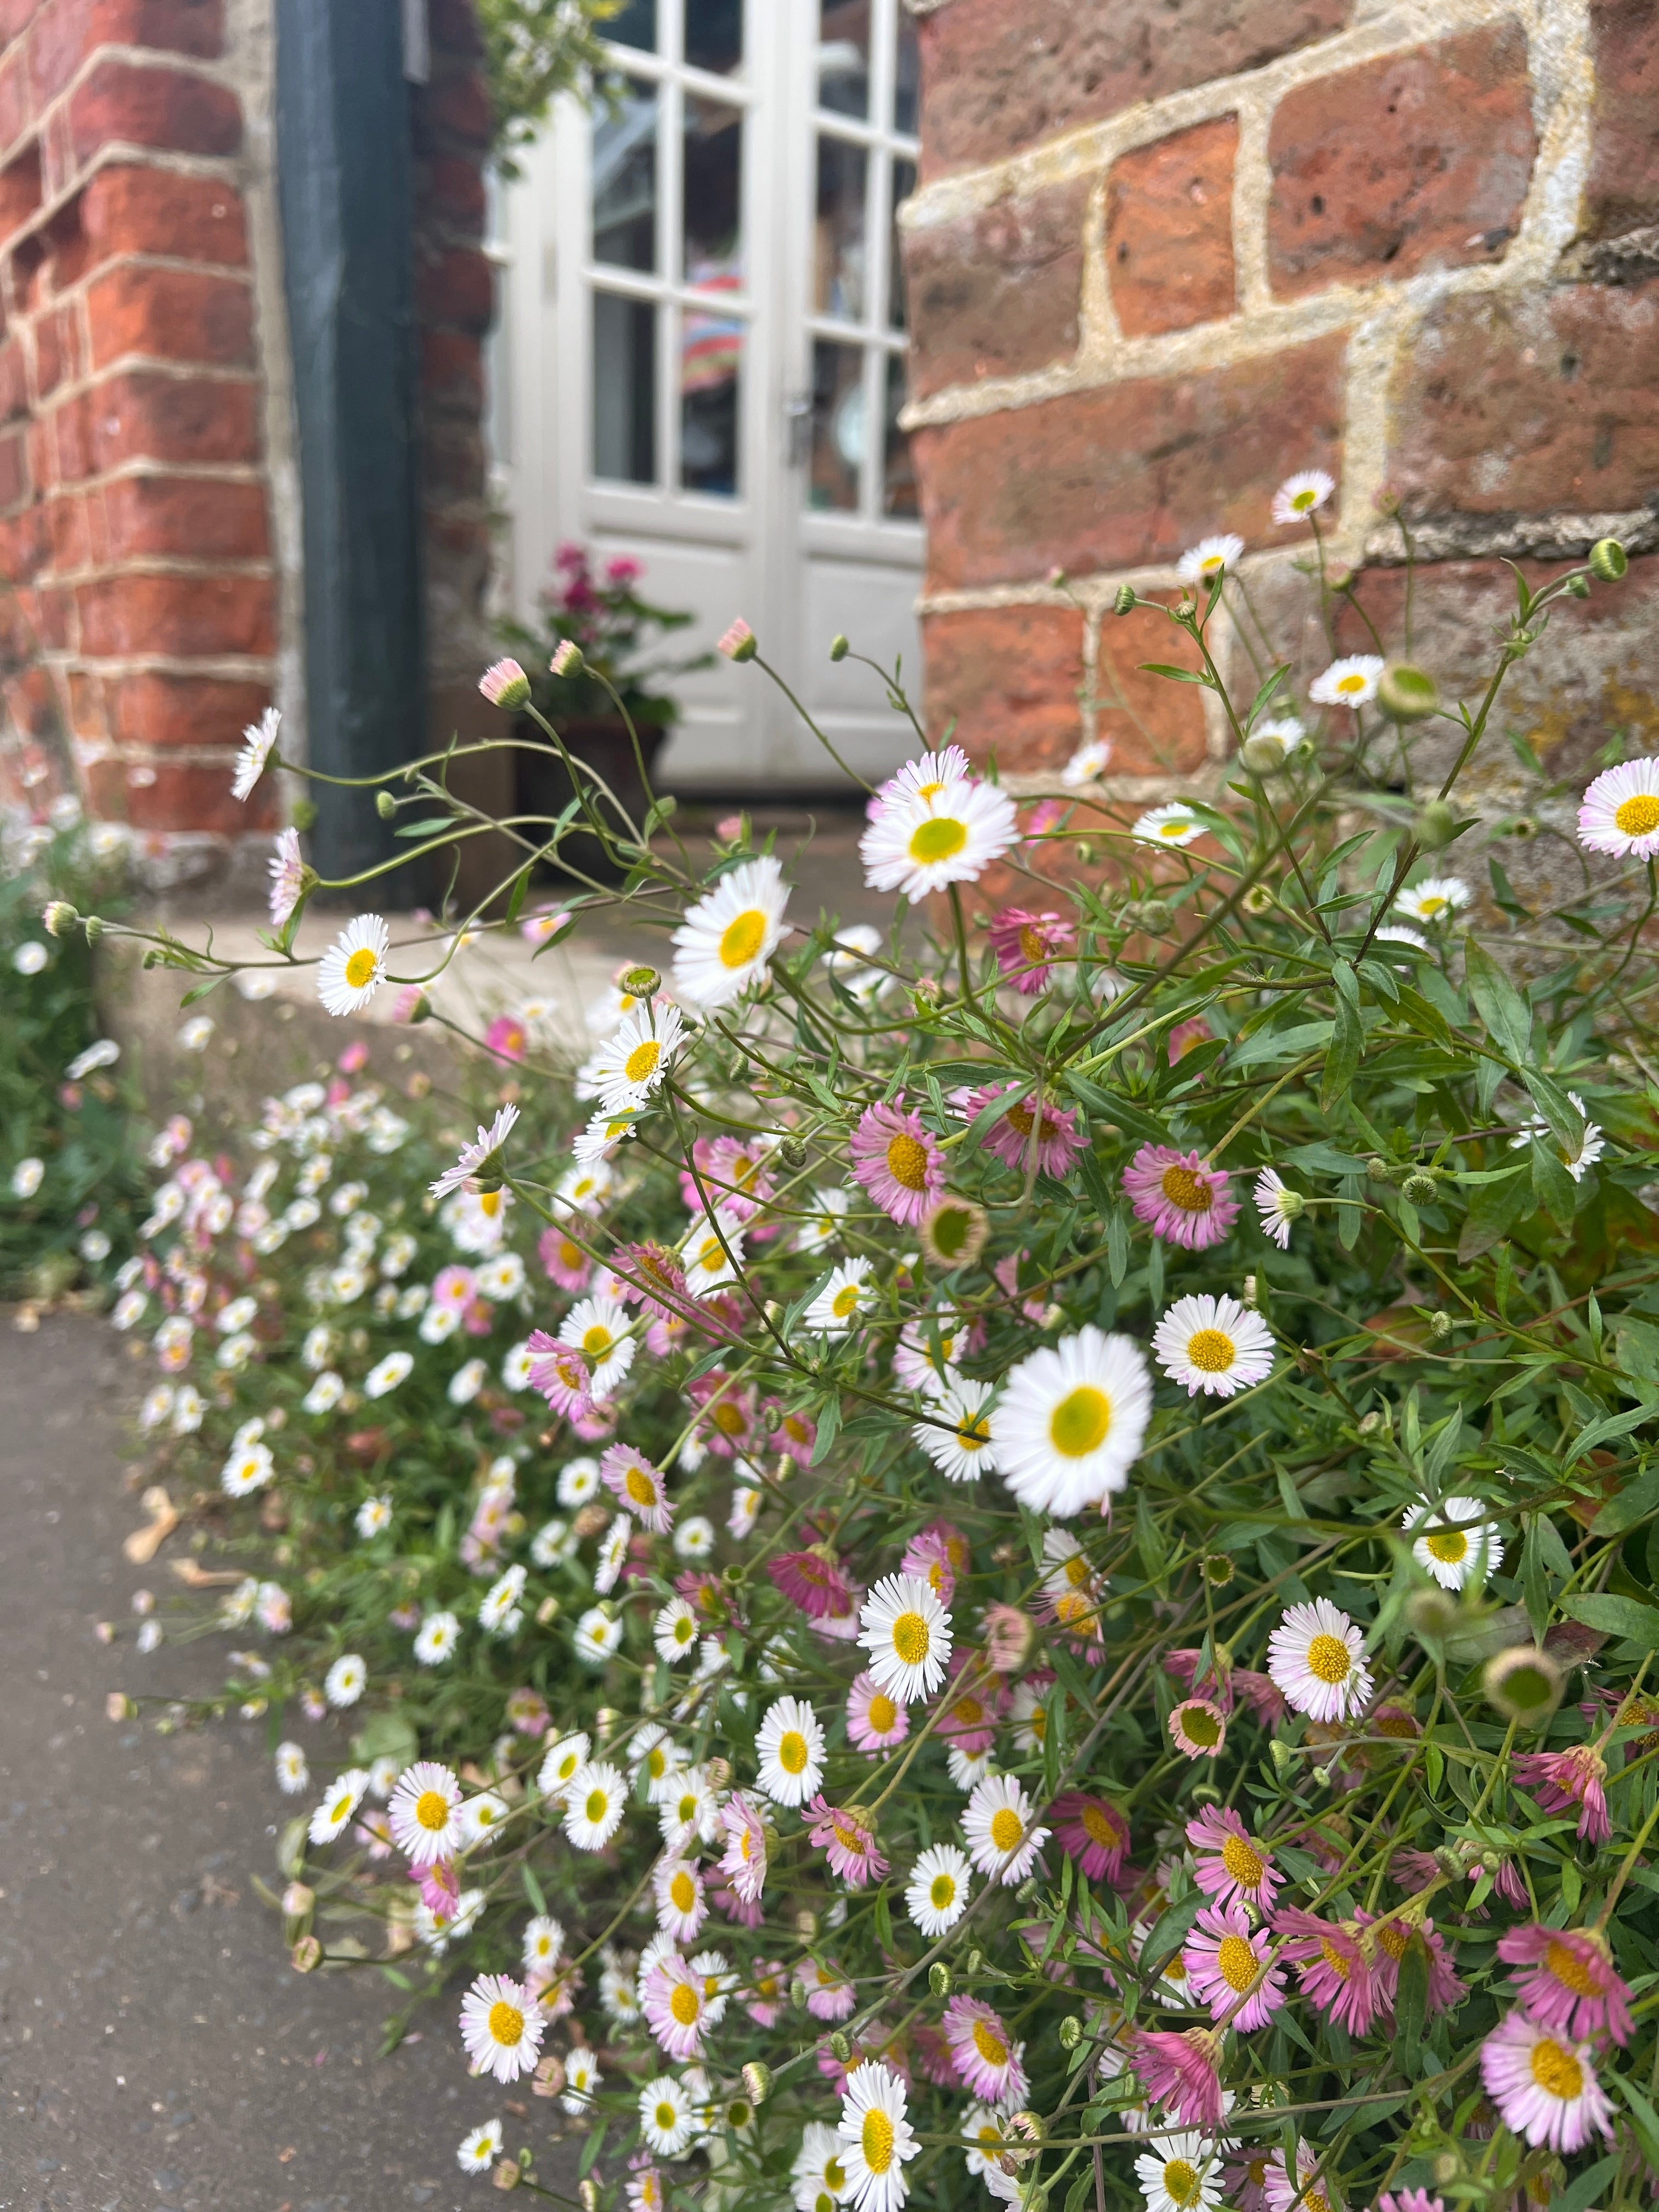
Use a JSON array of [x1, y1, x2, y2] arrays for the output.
[[291, 1935, 323, 1972], [778, 1136, 808, 1169], [1567, 573, 1592, 600], [1401, 1171, 1438, 1206], [1268, 1738, 1292, 1776], [375, 789, 397, 819], [743, 2061, 771, 2106], [830, 633, 850, 661], [1430, 1309, 1453, 1339], [829, 2030, 852, 2062], [1483, 1644, 1564, 1727], [1241, 733, 1290, 776], [1058, 2015, 1082, 2050], [621, 966, 661, 998], [1414, 798, 1459, 850], [1589, 537, 1628, 582], [1113, 583, 1137, 617], [929, 1961, 952, 1997], [1378, 663, 1441, 723]]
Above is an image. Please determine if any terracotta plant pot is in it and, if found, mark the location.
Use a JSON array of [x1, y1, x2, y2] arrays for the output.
[[514, 714, 670, 884]]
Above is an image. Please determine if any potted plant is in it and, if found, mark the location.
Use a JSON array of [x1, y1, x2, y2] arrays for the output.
[[496, 542, 706, 882]]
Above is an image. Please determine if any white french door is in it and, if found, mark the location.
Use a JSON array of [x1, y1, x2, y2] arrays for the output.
[[493, 0, 924, 792]]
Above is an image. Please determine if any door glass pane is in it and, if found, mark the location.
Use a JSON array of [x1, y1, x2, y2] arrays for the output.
[[883, 353, 916, 517], [608, 0, 657, 53], [593, 294, 657, 484], [681, 308, 741, 495], [810, 340, 863, 511], [682, 95, 742, 288], [685, 0, 743, 76], [593, 81, 657, 271], [893, 14, 919, 133], [815, 137, 867, 320], [888, 156, 915, 330], [817, 0, 868, 118]]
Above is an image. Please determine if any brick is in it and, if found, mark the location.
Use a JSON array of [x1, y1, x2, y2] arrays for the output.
[[0, 141, 41, 238], [26, 408, 56, 489], [87, 368, 263, 469], [1108, 115, 1237, 338], [424, 67, 492, 150], [46, 484, 90, 567], [917, 0, 1350, 180], [31, 302, 62, 397], [103, 667, 268, 746], [38, 101, 70, 198], [99, 470, 268, 560], [1585, 1, 1659, 241], [77, 568, 274, 656], [420, 327, 482, 413], [0, 424, 27, 509], [81, 162, 247, 266], [422, 415, 485, 503], [30, 0, 225, 109], [0, 50, 31, 161], [106, 753, 278, 832], [84, 262, 252, 370], [68, 59, 242, 170], [424, 153, 486, 235], [904, 177, 1087, 400], [1389, 279, 1659, 520], [1267, 25, 1536, 298], [66, 667, 107, 741], [0, 337, 26, 421], [415, 242, 494, 333], [916, 334, 1345, 590]]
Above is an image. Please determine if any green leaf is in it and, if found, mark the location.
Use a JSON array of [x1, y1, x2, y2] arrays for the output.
[[505, 865, 531, 924], [1549, 2157, 1619, 2212], [1138, 1893, 1202, 1981], [578, 2120, 608, 2179], [1320, 995, 1363, 1113], [523, 1862, 548, 1917], [394, 818, 455, 838], [1561, 1593, 1659, 1643], [1592, 1461, 1659, 1534], [874, 1883, 894, 1952], [1529, 1135, 1576, 1224], [1107, 1206, 1129, 1288], [1457, 1169, 1532, 1262], [1136, 663, 1212, 685], [1463, 937, 1533, 1065], [1393, 1934, 1428, 2078], [1565, 1401, 1659, 1464], [1520, 1068, 1586, 1158]]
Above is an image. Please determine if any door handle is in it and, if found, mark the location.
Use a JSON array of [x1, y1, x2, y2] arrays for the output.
[[783, 392, 811, 467]]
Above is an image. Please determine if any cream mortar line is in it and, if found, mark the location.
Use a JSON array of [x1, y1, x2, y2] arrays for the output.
[[40, 459, 272, 490], [42, 556, 276, 584], [40, 650, 276, 679], [916, 546, 1323, 619], [996, 767, 1233, 802], [74, 249, 255, 284], [38, 356, 264, 391]]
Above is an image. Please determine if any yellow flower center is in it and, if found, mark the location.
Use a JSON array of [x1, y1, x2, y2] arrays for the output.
[[719, 909, 767, 968], [1377, 1920, 1411, 1961], [930, 1872, 957, 1909], [582, 1325, 613, 1357], [1335, 672, 1367, 696], [1221, 1832, 1264, 1887], [909, 815, 967, 864], [885, 1132, 932, 1190], [1615, 793, 1659, 837], [953, 1695, 984, 1726], [624, 1040, 661, 1084], [329, 1792, 353, 1823], [488, 1999, 524, 2047], [1049, 1385, 1110, 1457], [1081, 1804, 1120, 1848], [832, 1284, 860, 1318], [1291, 488, 1318, 512], [585, 1787, 609, 1823], [1159, 819, 1194, 839], [1547, 1938, 1603, 1996], [656, 2099, 679, 2130], [415, 1789, 451, 1832], [625, 1465, 656, 1505], [891, 1611, 931, 1666], [1185, 1328, 1235, 1373], [1319, 1938, 1353, 1979], [1531, 2036, 1583, 2100], [1178, 1703, 1222, 1748], [867, 1691, 898, 1733], [989, 1807, 1023, 1852], [344, 947, 379, 989], [1306, 1633, 1352, 1684], [972, 2019, 1008, 2066], [1164, 2161, 1201, 2208], [1160, 1164, 1213, 1212], [669, 1982, 701, 2025], [956, 1416, 990, 1453], [1425, 1529, 1468, 1562], [1216, 1934, 1260, 1992], [861, 2109, 895, 2174], [713, 1402, 747, 1435], [670, 1870, 696, 1912], [1018, 923, 1047, 962], [779, 1730, 809, 1775], [1307, 2191, 1331, 2212], [1418, 895, 1447, 917]]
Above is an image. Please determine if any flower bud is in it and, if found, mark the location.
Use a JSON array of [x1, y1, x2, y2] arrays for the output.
[[967, 1949, 985, 1977], [778, 1136, 808, 1169], [283, 1880, 315, 1918], [1567, 573, 1591, 600], [1058, 2015, 1082, 2050], [375, 789, 397, 819], [594, 1705, 618, 1742], [1483, 1644, 1564, 1727], [830, 633, 850, 661], [1201, 1553, 1234, 1587], [1241, 881, 1276, 916], [1401, 1171, 1438, 1206], [42, 900, 77, 935], [1378, 664, 1441, 723], [1431, 2154, 1462, 2187], [106, 1691, 132, 1721], [1240, 733, 1290, 775], [532, 2052, 566, 2097], [535, 1595, 560, 1627], [791, 1977, 809, 2009], [829, 2030, 852, 2062], [718, 618, 758, 663], [291, 1935, 323, 1972], [1589, 537, 1628, 582], [551, 639, 584, 676], [84, 913, 105, 943], [1429, 1310, 1453, 1339], [1242, 1274, 1258, 1310], [579, 2181, 600, 2212], [1113, 584, 1137, 617], [1268, 1739, 1291, 1776], [1358, 1409, 1384, 1436], [493, 2160, 520, 2191], [743, 2061, 771, 2106], [621, 966, 662, 998], [478, 658, 531, 711], [1407, 1589, 1462, 1644], [1414, 798, 1459, 850], [795, 1906, 819, 1941]]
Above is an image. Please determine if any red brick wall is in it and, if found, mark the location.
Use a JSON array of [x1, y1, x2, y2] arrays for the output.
[[904, 0, 1659, 828]]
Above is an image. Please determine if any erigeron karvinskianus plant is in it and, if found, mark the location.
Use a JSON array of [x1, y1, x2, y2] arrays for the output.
[[90, 498, 1659, 2212]]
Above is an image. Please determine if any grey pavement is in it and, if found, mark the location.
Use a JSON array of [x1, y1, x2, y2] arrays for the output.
[[0, 1314, 548, 2211]]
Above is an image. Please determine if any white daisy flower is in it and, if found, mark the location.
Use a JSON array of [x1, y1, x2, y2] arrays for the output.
[[1271, 469, 1335, 526], [836, 2061, 917, 2212], [558, 1457, 601, 1507], [673, 1514, 717, 1561], [905, 1842, 972, 1937], [324, 1653, 366, 1707], [275, 1741, 309, 1796], [232, 705, 280, 801], [173, 1385, 204, 1434], [355, 1494, 392, 1538], [364, 1350, 413, 1398], [1062, 737, 1112, 788], [538, 1731, 590, 1798], [558, 1295, 634, 1397], [912, 1375, 1000, 1483], [653, 1599, 701, 1666], [500, 1339, 536, 1390], [860, 774, 1019, 899], [858, 1573, 952, 1706], [457, 2119, 503, 2174], [460, 1970, 544, 2084], [794, 2120, 853, 2212], [522, 1915, 564, 1976], [1375, 923, 1428, 953], [308, 1767, 370, 1846], [13, 942, 47, 978], [1508, 1090, 1605, 1182], [448, 1356, 486, 1403], [414, 1610, 461, 1665], [640, 2075, 696, 2158], [304, 1370, 345, 1415], [682, 1207, 747, 1297], [1395, 875, 1471, 924], [428, 1102, 521, 1203], [949, 1748, 998, 1793], [1310, 654, 1384, 709], [963, 1774, 1049, 1886], [317, 913, 391, 1017], [475, 1251, 524, 1301], [1254, 1167, 1301, 1250], [654, 1857, 708, 1944], [221, 1439, 275, 1498], [1578, 756, 1659, 859], [805, 1257, 874, 1339], [796, 1185, 850, 1254], [1242, 715, 1305, 764], [658, 1773, 721, 1848], [1131, 803, 1203, 849], [989, 1325, 1152, 1518], [268, 825, 305, 927], [1177, 532, 1244, 585], [754, 1694, 826, 1808], [479, 1564, 527, 1637], [1267, 1596, 1373, 1721], [1403, 1496, 1504, 1589], [1153, 1293, 1275, 1398], [594, 1515, 631, 1596], [458, 1791, 510, 1849], [388, 1760, 464, 1863], [589, 1002, 687, 1115], [672, 855, 791, 1008], [563, 1759, 627, 1850], [1135, 2130, 1225, 2212], [574, 1607, 624, 1665]]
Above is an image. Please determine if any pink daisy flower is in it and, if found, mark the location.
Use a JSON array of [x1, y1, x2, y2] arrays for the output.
[[963, 1082, 1087, 1178], [1051, 1792, 1132, 1882], [432, 1262, 477, 1311], [687, 1370, 760, 1456], [1378, 2195, 1443, 2212], [1264, 2145, 1343, 2212], [849, 1100, 946, 1227], [712, 1878, 764, 1929], [768, 1548, 852, 1621], [910, 2022, 958, 2089], [1122, 1144, 1238, 1250], [1169, 1697, 1227, 1758], [1480, 2008, 1616, 2152], [1512, 1745, 1611, 1843], [1496, 1923, 1632, 2044], [614, 1240, 689, 1318], [900, 1519, 970, 1605], [846, 1669, 910, 1754], [1164, 1645, 1234, 1711], [806, 1796, 889, 1888], [766, 1401, 817, 1465], [600, 1443, 673, 1532], [1130, 2027, 1224, 2129], [641, 1951, 709, 2059], [703, 1133, 775, 1218], [981, 1602, 1035, 1675], [1187, 1804, 1280, 1912], [719, 1791, 769, 1905], [803, 1957, 855, 2021], [1273, 1909, 1379, 2033], [539, 1223, 594, 1294], [485, 1013, 528, 1063], [986, 906, 1076, 994], [1167, 1017, 1212, 1065], [742, 1959, 787, 2026], [409, 1855, 460, 1919], [1223, 2148, 1276, 2212], [1184, 1899, 1286, 2029], [935, 1654, 1008, 1754], [1359, 1909, 1464, 2023], [527, 1333, 595, 1420], [943, 1994, 1029, 2106]]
